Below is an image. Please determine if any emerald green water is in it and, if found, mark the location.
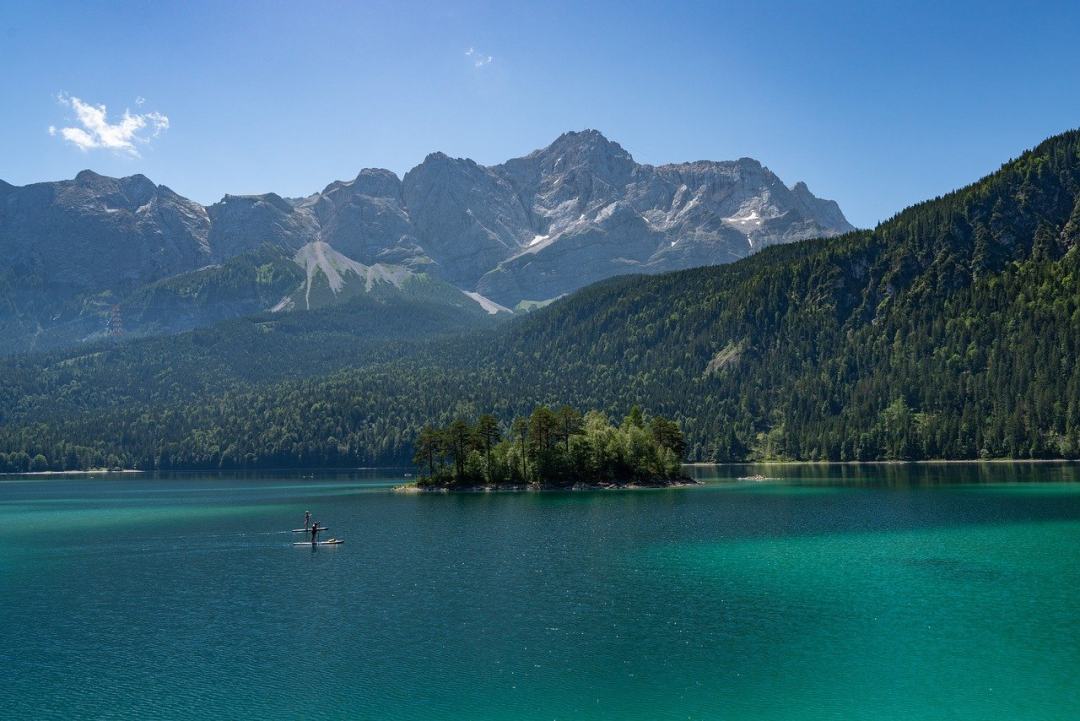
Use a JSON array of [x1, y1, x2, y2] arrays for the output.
[[2, 464, 1079, 720]]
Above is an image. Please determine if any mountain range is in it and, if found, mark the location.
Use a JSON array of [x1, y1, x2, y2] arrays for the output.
[[1, 128, 1077, 471], [0, 130, 852, 353]]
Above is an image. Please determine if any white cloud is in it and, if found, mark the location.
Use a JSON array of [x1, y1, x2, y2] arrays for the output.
[[465, 46, 493, 68], [51, 93, 169, 156]]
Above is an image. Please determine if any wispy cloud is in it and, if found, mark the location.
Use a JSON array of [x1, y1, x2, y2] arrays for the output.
[[50, 93, 169, 157], [465, 47, 493, 68]]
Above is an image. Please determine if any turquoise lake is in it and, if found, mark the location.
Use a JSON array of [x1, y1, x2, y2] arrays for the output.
[[2, 463, 1079, 720]]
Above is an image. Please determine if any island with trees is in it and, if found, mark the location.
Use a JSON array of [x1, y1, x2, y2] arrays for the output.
[[402, 405, 695, 491]]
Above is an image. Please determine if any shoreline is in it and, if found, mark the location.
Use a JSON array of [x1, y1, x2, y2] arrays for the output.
[[685, 459, 1080, 466], [0, 469, 145, 477], [3, 459, 1076, 479], [395, 478, 699, 494]]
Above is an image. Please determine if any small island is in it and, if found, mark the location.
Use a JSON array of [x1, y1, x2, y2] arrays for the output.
[[399, 405, 695, 492]]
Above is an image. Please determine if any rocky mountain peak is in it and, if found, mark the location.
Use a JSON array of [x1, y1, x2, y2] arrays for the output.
[[418, 151, 455, 167], [348, 168, 403, 199], [218, 192, 293, 214], [735, 156, 764, 168], [549, 128, 631, 156], [118, 174, 160, 206], [528, 129, 635, 177], [1, 130, 855, 337], [74, 169, 105, 184], [65, 171, 162, 209]]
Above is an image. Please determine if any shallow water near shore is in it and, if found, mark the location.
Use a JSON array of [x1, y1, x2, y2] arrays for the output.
[[2, 463, 1079, 720]]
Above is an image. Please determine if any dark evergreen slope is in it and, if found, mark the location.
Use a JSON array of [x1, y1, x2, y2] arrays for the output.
[[0, 292, 497, 470], [1, 130, 1078, 470], [1, 246, 308, 352]]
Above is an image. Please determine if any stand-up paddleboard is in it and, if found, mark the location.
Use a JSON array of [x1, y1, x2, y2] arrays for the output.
[[291, 527, 329, 533], [293, 538, 343, 546]]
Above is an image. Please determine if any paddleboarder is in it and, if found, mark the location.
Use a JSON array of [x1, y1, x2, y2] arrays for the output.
[[310, 521, 320, 544], [304, 510, 311, 529]]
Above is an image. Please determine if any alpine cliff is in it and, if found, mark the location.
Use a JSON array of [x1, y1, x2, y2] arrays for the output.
[[208, 129, 854, 303], [0, 130, 851, 353]]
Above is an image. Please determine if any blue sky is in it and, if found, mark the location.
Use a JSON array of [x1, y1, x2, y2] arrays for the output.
[[2, 0, 1078, 228]]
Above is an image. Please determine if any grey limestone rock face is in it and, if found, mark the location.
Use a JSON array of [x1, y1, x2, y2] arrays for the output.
[[304, 168, 422, 269], [0, 170, 211, 294], [471, 131, 854, 304], [0, 129, 854, 348], [402, 152, 532, 287], [207, 192, 317, 260]]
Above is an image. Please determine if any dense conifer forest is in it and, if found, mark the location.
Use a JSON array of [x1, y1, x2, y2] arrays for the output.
[[1, 130, 1079, 471]]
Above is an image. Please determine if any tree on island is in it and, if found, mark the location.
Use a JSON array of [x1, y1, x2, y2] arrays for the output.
[[475, 414, 501, 470], [411, 404, 688, 488], [556, 405, 583, 452], [415, 425, 440, 477], [511, 417, 529, 482]]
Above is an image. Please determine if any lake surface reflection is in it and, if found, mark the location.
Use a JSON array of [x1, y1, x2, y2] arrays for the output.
[[2, 463, 1078, 720]]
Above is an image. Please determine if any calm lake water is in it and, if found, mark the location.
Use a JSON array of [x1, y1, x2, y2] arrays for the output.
[[2, 463, 1079, 720]]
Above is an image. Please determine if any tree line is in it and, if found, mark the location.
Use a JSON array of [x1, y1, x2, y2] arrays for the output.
[[412, 405, 687, 487]]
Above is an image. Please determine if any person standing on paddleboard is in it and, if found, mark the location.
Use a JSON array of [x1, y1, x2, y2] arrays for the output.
[[310, 522, 320, 544], [304, 510, 312, 529]]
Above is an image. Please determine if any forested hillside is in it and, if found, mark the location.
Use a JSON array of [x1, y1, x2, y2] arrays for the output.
[[0, 293, 496, 470], [1, 130, 1079, 471]]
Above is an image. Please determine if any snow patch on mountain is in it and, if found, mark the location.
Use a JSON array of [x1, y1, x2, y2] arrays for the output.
[[724, 209, 763, 226]]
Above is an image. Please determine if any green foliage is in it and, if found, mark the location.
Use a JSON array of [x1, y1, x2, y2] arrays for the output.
[[0, 291, 495, 471], [414, 406, 687, 488], [0, 245, 306, 355], [119, 246, 306, 332]]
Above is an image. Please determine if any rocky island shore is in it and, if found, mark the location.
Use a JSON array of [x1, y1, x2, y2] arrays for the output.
[[395, 477, 698, 493]]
